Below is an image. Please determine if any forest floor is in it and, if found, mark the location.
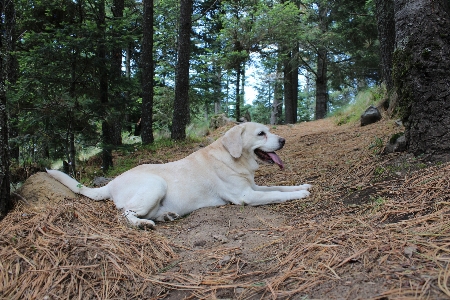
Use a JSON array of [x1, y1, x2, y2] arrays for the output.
[[2, 117, 450, 299]]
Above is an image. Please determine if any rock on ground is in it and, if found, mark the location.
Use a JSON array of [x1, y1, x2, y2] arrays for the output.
[[13, 172, 77, 210]]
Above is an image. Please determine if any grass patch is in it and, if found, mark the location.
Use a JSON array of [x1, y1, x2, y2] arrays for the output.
[[369, 136, 385, 154], [332, 86, 386, 125]]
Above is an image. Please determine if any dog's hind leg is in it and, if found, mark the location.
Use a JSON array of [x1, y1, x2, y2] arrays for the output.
[[123, 210, 157, 229], [115, 175, 168, 229]]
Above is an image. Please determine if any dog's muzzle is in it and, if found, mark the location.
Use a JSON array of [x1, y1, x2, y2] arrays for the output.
[[254, 137, 286, 170]]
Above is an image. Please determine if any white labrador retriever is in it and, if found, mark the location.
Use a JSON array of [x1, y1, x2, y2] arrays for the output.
[[47, 122, 311, 228]]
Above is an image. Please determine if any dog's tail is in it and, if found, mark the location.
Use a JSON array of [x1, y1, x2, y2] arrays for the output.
[[46, 169, 111, 200]]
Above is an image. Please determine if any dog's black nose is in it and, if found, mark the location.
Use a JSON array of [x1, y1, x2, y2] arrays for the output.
[[279, 138, 285, 147]]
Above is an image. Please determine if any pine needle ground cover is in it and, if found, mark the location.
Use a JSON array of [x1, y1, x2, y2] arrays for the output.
[[1, 118, 449, 299]]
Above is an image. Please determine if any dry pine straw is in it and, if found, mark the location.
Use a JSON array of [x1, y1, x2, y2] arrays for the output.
[[1, 118, 450, 299], [0, 198, 176, 299]]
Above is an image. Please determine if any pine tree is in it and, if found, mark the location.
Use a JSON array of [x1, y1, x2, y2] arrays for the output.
[[141, 0, 155, 144], [0, 0, 14, 219], [171, 0, 193, 140]]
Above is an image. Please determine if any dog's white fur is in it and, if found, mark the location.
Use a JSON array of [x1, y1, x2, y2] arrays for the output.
[[47, 122, 311, 228]]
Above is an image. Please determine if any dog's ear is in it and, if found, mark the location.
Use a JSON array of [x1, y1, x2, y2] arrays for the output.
[[222, 125, 244, 158]]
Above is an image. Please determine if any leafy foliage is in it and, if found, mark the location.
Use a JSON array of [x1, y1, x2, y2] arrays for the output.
[[6, 0, 381, 176]]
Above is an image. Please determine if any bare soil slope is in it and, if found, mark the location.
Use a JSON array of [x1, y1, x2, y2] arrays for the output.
[[2, 118, 449, 299]]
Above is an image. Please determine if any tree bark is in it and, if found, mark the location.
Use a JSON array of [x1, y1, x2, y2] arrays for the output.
[[393, 0, 450, 158], [0, 80, 10, 220], [5, 0, 18, 161], [315, 46, 328, 119], [0, 0, 12, 219], [171, 0, 193, 140], [291, 44, 299, 122], [97, 0, 113, 171], [234, 64, 241, 121], [101, 122, 114, 172], [315, 2, 329, 120], [67, 32, 78, 176], [141, 0, 154, 144], [66, 115, 76, 177], [284, 51, 294, 124], [241, 65, 246, 118], [213, 67, 221, 114], [375, 0, 395, 92], [109, 0, 124, 146], [271, 68, 282, 125]]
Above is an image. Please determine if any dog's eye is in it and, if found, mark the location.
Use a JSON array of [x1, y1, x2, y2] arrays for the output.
[[257, 131, 266, 136]]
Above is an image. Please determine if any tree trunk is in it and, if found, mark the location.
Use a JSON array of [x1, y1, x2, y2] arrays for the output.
[[315, 2, 329, 120], [171, 0, 193, 140], [0, 83, 10, 220], [375, 0, 395, 92], [101, 121, 114, 172], [69, 131, 75, 176], [66, 114, 76, 177], [214, 67, 221, 114], [141, 0, 154, 144], [241, 65, 246, 115], [234, 64, 241, 121], [315, 46, 328, 119], [291, 44, 299, 122], [67, 41, 78, 176], [0, 0, 12, 219], [5, 0, 18, 161], [271, 69, 282, 125], [393, 0, 450, 159], [97, 0, 113, 172], [126, 43, 132, 79], [276, 70, 283, 124], [110, 0, 124, 146], [284, 51, 294, 124]]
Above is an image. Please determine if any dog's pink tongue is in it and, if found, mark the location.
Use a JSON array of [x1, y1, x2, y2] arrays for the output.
[[268, 152, 284, 169]]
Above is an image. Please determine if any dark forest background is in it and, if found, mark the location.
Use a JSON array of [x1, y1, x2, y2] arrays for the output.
[[1, 0, 450, 217]]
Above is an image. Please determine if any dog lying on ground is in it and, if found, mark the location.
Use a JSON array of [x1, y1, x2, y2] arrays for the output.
[[47, 122, 311, 228]]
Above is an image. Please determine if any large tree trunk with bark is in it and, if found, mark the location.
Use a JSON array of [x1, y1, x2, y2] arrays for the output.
[[171, 0, 193, 140], [375, 0, 395, 92], [0, 0, 12, 219], [141, 0, 154, 144], [393, 0, 450, 159]]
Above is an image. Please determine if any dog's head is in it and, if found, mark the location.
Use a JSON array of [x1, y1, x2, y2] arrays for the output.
[[222, 122, 286, 169]]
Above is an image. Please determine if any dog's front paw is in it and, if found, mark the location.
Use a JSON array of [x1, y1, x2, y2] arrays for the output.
[[297, 184, 312, 191], [294, 190, 310, 199]]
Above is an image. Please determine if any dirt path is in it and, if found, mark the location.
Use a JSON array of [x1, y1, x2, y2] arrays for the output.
[[3, 118, 450, 299], [145, 119, 399, 299]]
